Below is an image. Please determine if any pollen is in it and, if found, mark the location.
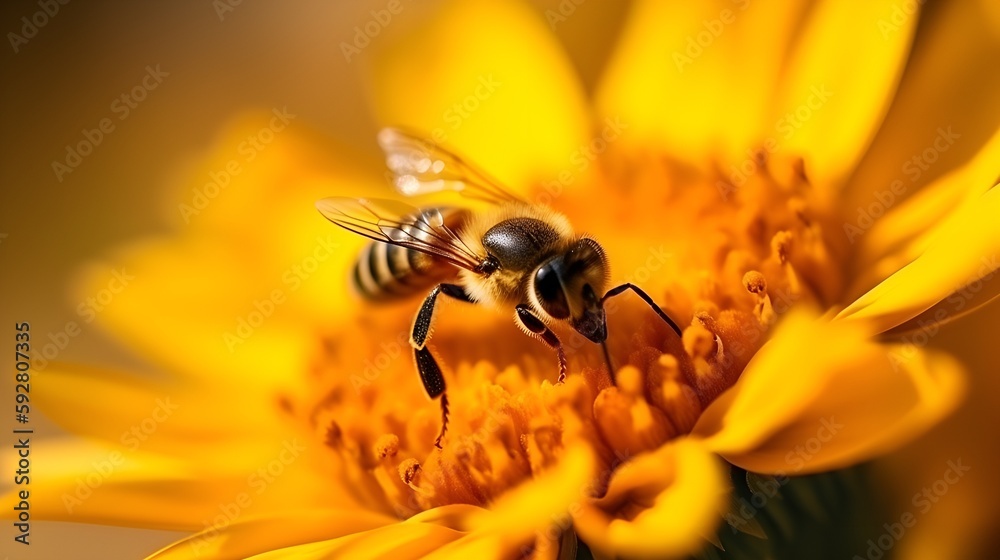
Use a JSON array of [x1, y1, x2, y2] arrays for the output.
[[295, 148, 846, 519], [374, 433, 400, 459]]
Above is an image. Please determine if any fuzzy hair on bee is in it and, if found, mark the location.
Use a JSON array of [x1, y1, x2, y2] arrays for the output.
[[456, 202, 577, 308]]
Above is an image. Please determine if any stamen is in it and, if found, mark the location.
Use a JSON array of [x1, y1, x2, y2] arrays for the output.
[[660, 378, 702, 434], [399, 458, 422, 488], [594, 366, 672, 454], [374, 433, 400, 460], [770, 231, 802, 296], [324, 421, 344, 449], [743, 270, 775, 325], [683, 324, 724, 395]]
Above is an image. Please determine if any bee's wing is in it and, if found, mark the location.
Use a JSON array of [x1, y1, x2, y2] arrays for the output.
[[378, 127, 526, 205], [315, 197, 485, 272]]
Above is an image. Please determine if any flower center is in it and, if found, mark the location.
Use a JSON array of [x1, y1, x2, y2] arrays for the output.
[[297, 149, 847, 519]]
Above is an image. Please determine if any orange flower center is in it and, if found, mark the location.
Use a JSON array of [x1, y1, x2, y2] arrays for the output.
[[295, 148, 847, 519]]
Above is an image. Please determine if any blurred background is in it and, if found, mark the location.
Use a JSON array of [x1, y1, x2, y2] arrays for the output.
[[1, 1, 998, 558]]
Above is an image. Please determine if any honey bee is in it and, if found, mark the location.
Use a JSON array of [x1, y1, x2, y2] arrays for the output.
[[317, 128, 682, 447]]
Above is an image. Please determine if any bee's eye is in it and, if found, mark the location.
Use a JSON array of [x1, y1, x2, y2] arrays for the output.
[[534, 263, 570, 319]]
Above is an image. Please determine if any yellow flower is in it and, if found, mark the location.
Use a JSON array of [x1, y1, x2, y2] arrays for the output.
[[9, 1, 1000, 558]]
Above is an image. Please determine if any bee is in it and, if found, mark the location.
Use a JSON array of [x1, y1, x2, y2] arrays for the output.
[[316, 128, 682, 448]]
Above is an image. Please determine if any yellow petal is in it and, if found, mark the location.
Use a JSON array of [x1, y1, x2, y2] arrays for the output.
[[844, 0, 1000, 212], [74, 238, 319, 389], [838, 183, 1000, 333], [365, 0, 590, 191], [432, 444, 597, 559], [244, 507, 479, 560], [876, 305, 1000, 560], [573, 439, 726, 559], [76, 113, 381, 386], [3, 440, 242, 531], [420, 533, 508, 560], [146, 509, 397, 560], [770, 0, 918, 189], [849, 125, 1000, 292], [32, 364, 275, 452], [464, 443, 595, 541], [692, 310, 965, 474], [596, 0, 810, 166], [247, 447, 596, 560], [5, 429, 351, 532]]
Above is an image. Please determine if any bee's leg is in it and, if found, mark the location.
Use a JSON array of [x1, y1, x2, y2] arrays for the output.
[[601, 283, 683, 337], [515, 305, 568, 384], [411, 283, 474, 448]]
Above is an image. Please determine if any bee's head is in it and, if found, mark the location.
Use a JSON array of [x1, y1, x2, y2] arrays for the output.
[[530, 238, 610, 343]]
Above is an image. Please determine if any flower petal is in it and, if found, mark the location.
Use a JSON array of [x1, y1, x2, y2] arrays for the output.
[[692, 310, 965, 474], [77, 113, 380, 387], [75, 239, 319, 389], [769, 0, 918, 189], [848, 125, 1000, 288], [243, 506, 483, 560], [5, 430, 349, 532], [844, 0, 1000, 212], [464, 443, 595, 543], [875, 306, 1000, 560], [2, 440, 244, 531], [837, 182, 1000, 334], [573, 439, 726, 559], [596, 0, 810, 166], [244, 446, 597, 559], [33, 363, 275, 452], [364, 0, 590, 190], [145, 509, 398, 560]]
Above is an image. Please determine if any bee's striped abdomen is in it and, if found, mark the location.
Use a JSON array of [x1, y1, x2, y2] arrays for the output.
[[352, 207, 466, 301]]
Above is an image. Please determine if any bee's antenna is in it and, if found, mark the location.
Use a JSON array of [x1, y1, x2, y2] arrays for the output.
[[601, 340, 616, 384], [601, 283, 683, 338]]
